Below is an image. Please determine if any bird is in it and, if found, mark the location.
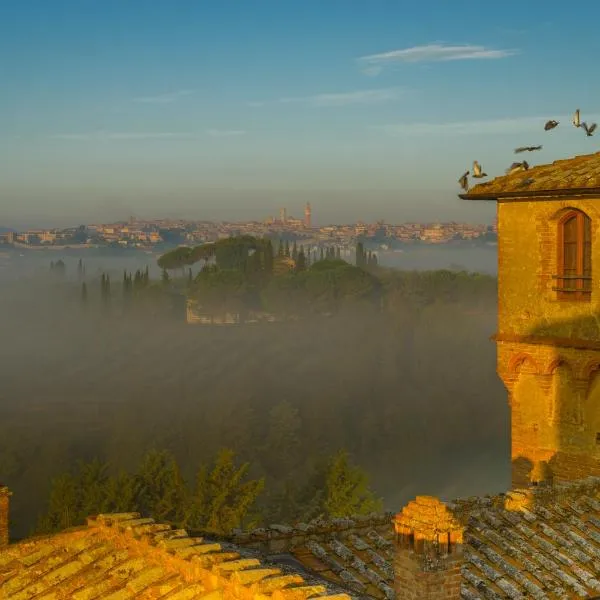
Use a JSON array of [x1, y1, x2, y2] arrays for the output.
[[458, 171, 469, 191], [544, 120, 559, 131], [472, 161, 487, 178], [514, 145, 542, 153], [582, 122, 597, 137], [573, 109, 581, 128], [506, 161, 529, 174], [517, 177, 535, 187]]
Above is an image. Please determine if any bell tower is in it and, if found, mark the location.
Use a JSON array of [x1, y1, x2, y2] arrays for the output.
[[460, 152, 600, 487]]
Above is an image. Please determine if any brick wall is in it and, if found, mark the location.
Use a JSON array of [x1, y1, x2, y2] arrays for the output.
[[0, 486, 10, 547], [496, 198, 600, 488]]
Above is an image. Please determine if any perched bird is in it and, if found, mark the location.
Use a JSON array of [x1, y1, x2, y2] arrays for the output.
[[514, 145, 542, 153], [544, 120, 559, 131], [573, 109, 581, 128], [582, 122, 597, 137], [472, 161, 487, 178], [458, 171, 469, 191], [506, 160, 529, 174]]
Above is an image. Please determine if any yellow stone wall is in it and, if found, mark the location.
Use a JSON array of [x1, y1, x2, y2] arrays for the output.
[[496, 198, 600, 486]]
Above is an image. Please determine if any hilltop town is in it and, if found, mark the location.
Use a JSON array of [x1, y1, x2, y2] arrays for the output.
[[0, 203, 496, 252]]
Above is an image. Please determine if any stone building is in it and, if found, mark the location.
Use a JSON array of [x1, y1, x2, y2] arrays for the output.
[[4, 152, 600, 598]]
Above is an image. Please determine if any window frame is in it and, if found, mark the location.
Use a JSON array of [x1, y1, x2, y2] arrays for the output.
[[555, 209, 592, 301]]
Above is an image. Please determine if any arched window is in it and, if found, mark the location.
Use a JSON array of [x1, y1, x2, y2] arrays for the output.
[[555, 210, 592, 300]]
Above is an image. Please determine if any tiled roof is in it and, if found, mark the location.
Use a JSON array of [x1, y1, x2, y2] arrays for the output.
[[230, 479, 600, 599], [459, 151, 600, 200], [227, 514, 395, 599], [0, 512, 352, 599]]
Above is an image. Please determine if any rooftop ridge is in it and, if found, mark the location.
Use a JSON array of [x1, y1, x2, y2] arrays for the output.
[[78, 512, 352, 598], [459, 150, 600, 200]]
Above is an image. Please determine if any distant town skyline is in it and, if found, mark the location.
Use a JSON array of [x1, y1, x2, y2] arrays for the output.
[[2, 0, 600, 228]]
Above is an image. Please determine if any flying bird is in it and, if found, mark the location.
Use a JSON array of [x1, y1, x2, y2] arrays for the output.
[[458, 171, 469, 191], [573, 109, 581, 128], [514, 145, 542, 153], [472, 161, 487, 178], [544, 120, 559, 131], [506, 161, 529, 174], [582, 122, 597, 136]]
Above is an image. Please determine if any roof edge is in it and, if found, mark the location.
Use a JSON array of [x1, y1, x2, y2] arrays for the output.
[[459, 186, 600, 201]]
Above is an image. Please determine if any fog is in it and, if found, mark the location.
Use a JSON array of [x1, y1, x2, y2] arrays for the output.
[[0, 249, 508, 539]]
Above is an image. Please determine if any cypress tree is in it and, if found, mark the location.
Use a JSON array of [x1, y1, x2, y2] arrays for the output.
[[296, 248, 306, 272], [144, 265, 149, 286], [80, 281, 88, 305], [292, 241, 298, 261], [264, 240, 274, 275], [319, 247, 324, 261], [355, 243, 366, 268], [77, 259, 83, 280], [277, 239, 284, 257], [162, 268, 170, 286], [336, 247, 341, 260], [284, 240, 290, 257], [188, 268, 193, 286]]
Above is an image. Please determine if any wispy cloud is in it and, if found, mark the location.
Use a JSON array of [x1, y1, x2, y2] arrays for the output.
[[50, 132, 197, 141], [375, 114, 600, 136], [358, 43, 517, 75], [251, 87, 405, 108], [132, 89, 194, 104], [206, 129, 246, 137]]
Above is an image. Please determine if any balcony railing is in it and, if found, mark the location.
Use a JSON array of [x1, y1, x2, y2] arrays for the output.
[[551, 274, 592, 296]]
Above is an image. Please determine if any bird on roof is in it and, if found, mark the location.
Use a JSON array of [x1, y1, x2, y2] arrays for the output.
[[573, 109, 581, 128], [472, 161, 487, 178], [517, 178, 535, 187], [506, 161, 529, 174], [544, 120, 559, 131], [514, 145, 542, 153], [582, 122, 597, 137], [458, 171, 469, 191]]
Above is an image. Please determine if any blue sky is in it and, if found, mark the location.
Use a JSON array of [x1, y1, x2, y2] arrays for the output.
[[2, 0, 600, 228]]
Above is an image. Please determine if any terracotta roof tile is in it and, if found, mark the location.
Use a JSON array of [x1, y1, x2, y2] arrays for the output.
[[0, 513, 353, 600], [225, 478, 600, 599], [459, 151, 600, 200]]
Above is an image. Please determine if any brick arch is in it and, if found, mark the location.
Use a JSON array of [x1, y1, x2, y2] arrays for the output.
[[508, 352, 540, 374], [549, 205, 594, 222], [582, 360, 600, 382], [545, 357, 573, 376]]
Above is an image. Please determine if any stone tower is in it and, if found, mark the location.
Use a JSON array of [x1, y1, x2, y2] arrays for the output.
[[460, 152, 600, 488], [304, 202, 312, 228]]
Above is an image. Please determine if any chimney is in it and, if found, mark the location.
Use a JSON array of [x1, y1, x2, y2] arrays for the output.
[[393, 496, 464, 600], [0, 485, 11, 547]]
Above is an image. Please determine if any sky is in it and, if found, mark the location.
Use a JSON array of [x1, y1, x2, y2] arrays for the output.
[[2, 0, 600, 228]]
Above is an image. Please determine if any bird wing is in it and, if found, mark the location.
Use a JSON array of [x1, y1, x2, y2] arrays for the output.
[[589, 123, 597, 133], [514, 147, 525, 153]]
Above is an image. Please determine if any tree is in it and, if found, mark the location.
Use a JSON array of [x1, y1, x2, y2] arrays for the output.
[[284, 240, 290, 257], [355, 242, 367, 268], [319, 247, 324, 261], [188, 268, 193, 286], [263, 239, 274, 275], [323, 450, 382, 517], [134, 449, 187, 524], [162, 268, 170, 286], [184, 448, 264, 534], [336, 247, 341, 260], [77, 259, 84, 280], [277, 239, 284, 258], [296, 247, 306, 272], [292, 241, 298, 261], [80, 282, 88, 305], [260, 401, 303, 478]]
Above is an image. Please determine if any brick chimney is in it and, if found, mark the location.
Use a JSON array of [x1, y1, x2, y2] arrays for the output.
[[0, 484, 11, 547], [393, 495, 464, 600]]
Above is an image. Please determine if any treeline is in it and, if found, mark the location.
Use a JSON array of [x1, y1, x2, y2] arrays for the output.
[[37, 447, 381, 536]]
